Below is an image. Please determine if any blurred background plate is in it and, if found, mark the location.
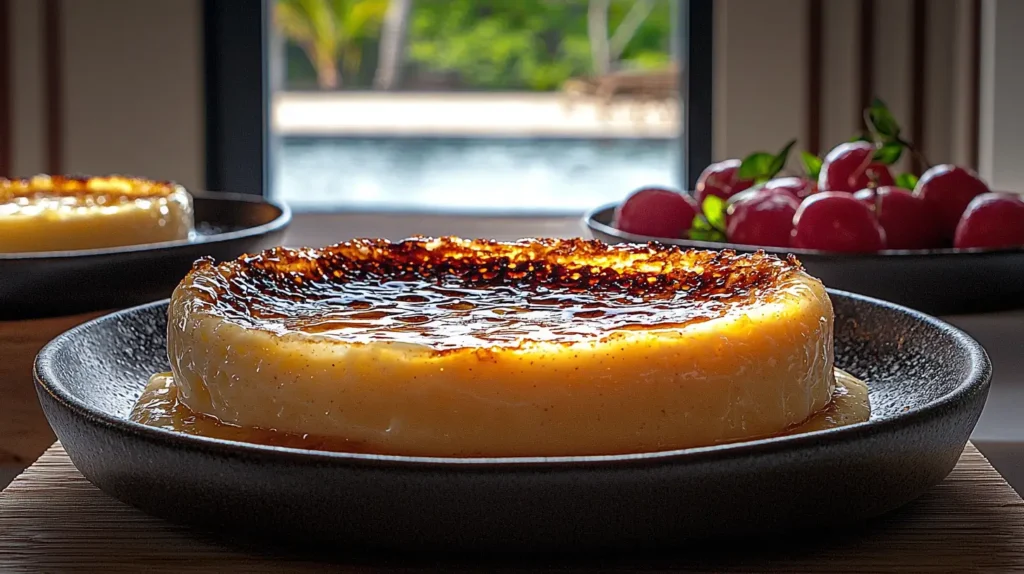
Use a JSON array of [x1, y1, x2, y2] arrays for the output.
[[584, 202, 1024, 316], [0, 192, 290, 320]]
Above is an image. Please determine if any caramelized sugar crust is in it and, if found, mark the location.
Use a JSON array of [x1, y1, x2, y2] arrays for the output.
[[0, 174, 183, 205], [179, 237, 805, 350]]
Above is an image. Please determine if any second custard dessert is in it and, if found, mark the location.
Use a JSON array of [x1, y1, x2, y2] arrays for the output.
[[166, 237, 837, 457], [0, 175, 194, 253]]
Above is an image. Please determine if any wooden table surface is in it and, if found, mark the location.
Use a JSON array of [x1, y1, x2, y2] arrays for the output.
[[1, 443, 1023, 573], [0, 312, 105, 468]]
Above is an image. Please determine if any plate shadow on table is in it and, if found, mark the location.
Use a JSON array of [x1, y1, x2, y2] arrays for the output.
[[194, 498, 1024, 573], [0, 467, 17, 490], [6, 464, 1020, 574]]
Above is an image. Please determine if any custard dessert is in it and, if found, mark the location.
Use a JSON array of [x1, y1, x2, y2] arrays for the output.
[[138, 237, 864, 458], [0, 175, 194, 253]]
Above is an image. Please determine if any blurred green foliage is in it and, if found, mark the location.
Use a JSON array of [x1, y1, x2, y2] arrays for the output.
[[276, 0, 673, 91], [276, 0, 390, 88]]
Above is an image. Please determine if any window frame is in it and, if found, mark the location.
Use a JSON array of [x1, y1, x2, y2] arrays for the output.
[[202, 0, 714, 202], [681, 0, 713, 190], [203, 0, 269, 196]]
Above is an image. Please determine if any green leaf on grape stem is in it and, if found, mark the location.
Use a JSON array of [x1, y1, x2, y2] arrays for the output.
[[738, 152, 774, 181], [689, 229, 727, 242], [767, 139, 797, 180], [849, 133, 873, 143], [800, 151, 823, 180], [873, 140, 903, 165], [689, 216, 726, 242], [738, 139, 797, 183], [866, 97, 901, 139], [689, 214, 725, 242], [895, 172, 919, 190], [701, 195, 727, 232]]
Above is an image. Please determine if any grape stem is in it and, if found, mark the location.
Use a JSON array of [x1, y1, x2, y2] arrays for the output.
[[894, 136, 932, 172], [862, 108, 932, 172]]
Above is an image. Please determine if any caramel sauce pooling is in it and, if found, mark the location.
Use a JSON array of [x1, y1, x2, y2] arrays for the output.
[[131, 370, 870, 456]]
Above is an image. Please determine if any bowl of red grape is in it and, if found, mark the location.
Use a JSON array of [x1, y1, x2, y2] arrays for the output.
[[584, 100, 1024, 315]]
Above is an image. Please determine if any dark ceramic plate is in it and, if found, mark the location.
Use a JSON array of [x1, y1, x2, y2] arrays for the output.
[[0, 192, 290, 320], [35, 293, 990, 554], [585, 202, 1024, 316]]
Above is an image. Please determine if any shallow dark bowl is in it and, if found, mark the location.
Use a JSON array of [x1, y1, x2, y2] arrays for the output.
[[584, 202, 1024, 316], [0, 192, 290, 320], [34, 292, 990, 554]]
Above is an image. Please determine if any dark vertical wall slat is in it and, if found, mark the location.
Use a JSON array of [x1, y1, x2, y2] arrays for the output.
[[204, 0, 268, 195], [43, 0, 62, 174], [806, 0, 823, 156], [969, 0, 981, 170], [0, 0, 10, 176], [910, 0, 927, 174], [858, 0, 875, 125], [681, 0, 714, 190]]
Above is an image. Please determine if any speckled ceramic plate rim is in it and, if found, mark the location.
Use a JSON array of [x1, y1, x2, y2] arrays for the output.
[[34, 292, 991, 469], [584, 201, 1024, 258], [0, 192, 292, 261]]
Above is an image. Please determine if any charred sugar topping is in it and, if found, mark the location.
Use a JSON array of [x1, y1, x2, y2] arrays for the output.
[[179, 237, 806, 350], [0, 175, 184, 207]]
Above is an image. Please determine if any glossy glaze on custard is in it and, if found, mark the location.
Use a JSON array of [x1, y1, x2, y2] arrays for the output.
[[183, 237, 806, 349], [131, 369, 870, 456], [167, 237, 836, 457], [0, 174, 194, 253]]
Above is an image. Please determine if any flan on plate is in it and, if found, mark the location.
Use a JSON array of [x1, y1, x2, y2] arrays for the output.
[[0, 175, 194, 253], [152, 237, 853, 458]]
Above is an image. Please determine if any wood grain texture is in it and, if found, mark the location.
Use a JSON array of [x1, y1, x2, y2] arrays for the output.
[[1, 443, 1022, 573], [0, 312, 105, 466]]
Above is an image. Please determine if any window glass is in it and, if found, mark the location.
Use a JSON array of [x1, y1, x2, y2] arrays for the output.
[[268, 0, 683, 213]]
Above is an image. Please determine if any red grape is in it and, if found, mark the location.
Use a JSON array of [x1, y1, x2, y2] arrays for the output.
[[818, 142, 895, 193], [791, 192, 886, 252], [853, 186, 943, 250], [953, 192, 1024, 249], [727, 177, 814, 207], [726, 189, 799, 248], [613, 187, 699, 239], [762, 176, 817, 199], [914, 164, 991, 239], [695, 159, 755, 204]]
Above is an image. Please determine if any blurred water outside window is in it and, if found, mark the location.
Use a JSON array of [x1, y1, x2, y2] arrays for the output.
[[269, 0, 683, 214]]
